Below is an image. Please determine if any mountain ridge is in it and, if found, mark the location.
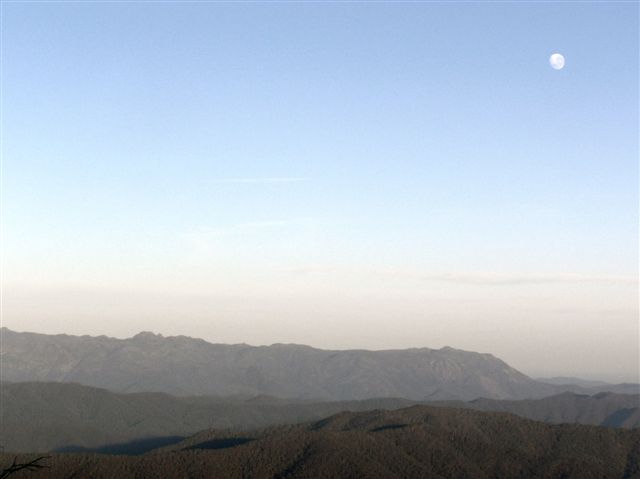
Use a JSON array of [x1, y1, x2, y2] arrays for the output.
[[1, 381, 638, 453], [0, 327, 552, 401], [3, 404, 639, 478]]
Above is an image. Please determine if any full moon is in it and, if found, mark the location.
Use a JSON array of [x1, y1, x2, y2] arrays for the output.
[[549, 53, 565, 70]]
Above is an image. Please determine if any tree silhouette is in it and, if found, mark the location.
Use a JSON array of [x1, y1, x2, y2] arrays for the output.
[[0, 456, 49, 478]]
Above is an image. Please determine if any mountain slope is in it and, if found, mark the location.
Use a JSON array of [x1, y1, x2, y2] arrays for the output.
[[0, 328, 555, 401], [1, 382, 638, 454], [0, 381, 417, 453], [438, 391, 640, 428], [2, 405, 639, 478]]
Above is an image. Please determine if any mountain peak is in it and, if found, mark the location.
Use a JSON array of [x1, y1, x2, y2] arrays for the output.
[[132, 331, 163, 341]]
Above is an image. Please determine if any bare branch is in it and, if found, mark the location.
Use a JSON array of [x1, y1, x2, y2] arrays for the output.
[[0, 456, 50, 478]]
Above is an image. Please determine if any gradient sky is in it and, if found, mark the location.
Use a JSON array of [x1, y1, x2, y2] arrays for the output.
[[2, 1, 638, 381]]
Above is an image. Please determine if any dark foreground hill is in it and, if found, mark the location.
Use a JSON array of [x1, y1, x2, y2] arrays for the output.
[[1, 327, 557, 401], [2, 405, 639, 479], [1, 381, 638, 453]]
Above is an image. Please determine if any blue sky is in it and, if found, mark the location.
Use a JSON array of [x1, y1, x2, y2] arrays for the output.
[[2, 2, 638, 380]]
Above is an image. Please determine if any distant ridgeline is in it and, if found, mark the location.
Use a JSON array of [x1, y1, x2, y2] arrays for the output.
[[5, 327, 637, 401]]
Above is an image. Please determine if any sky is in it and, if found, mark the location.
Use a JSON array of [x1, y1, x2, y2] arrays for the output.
[[1, 1, 638, 382]]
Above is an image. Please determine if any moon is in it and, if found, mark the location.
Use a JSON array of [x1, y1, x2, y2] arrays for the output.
[[549, 53, 565, 70]]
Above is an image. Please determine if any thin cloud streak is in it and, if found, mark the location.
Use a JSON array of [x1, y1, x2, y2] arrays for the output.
[[291, 266, 639, 286], [210, 177, 310, 184], [188, 220, 299, 237], [421, 272, 640, 286], [182, 218, 315, 251]]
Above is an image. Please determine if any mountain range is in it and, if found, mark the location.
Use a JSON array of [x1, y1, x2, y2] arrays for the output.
[[1, 381, 637, 453], [2, 327, 620, 401], [2, 405, 639, 479]]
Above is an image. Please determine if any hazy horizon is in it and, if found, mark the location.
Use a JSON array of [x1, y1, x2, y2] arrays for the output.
[[2, 2, 638, 384]]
